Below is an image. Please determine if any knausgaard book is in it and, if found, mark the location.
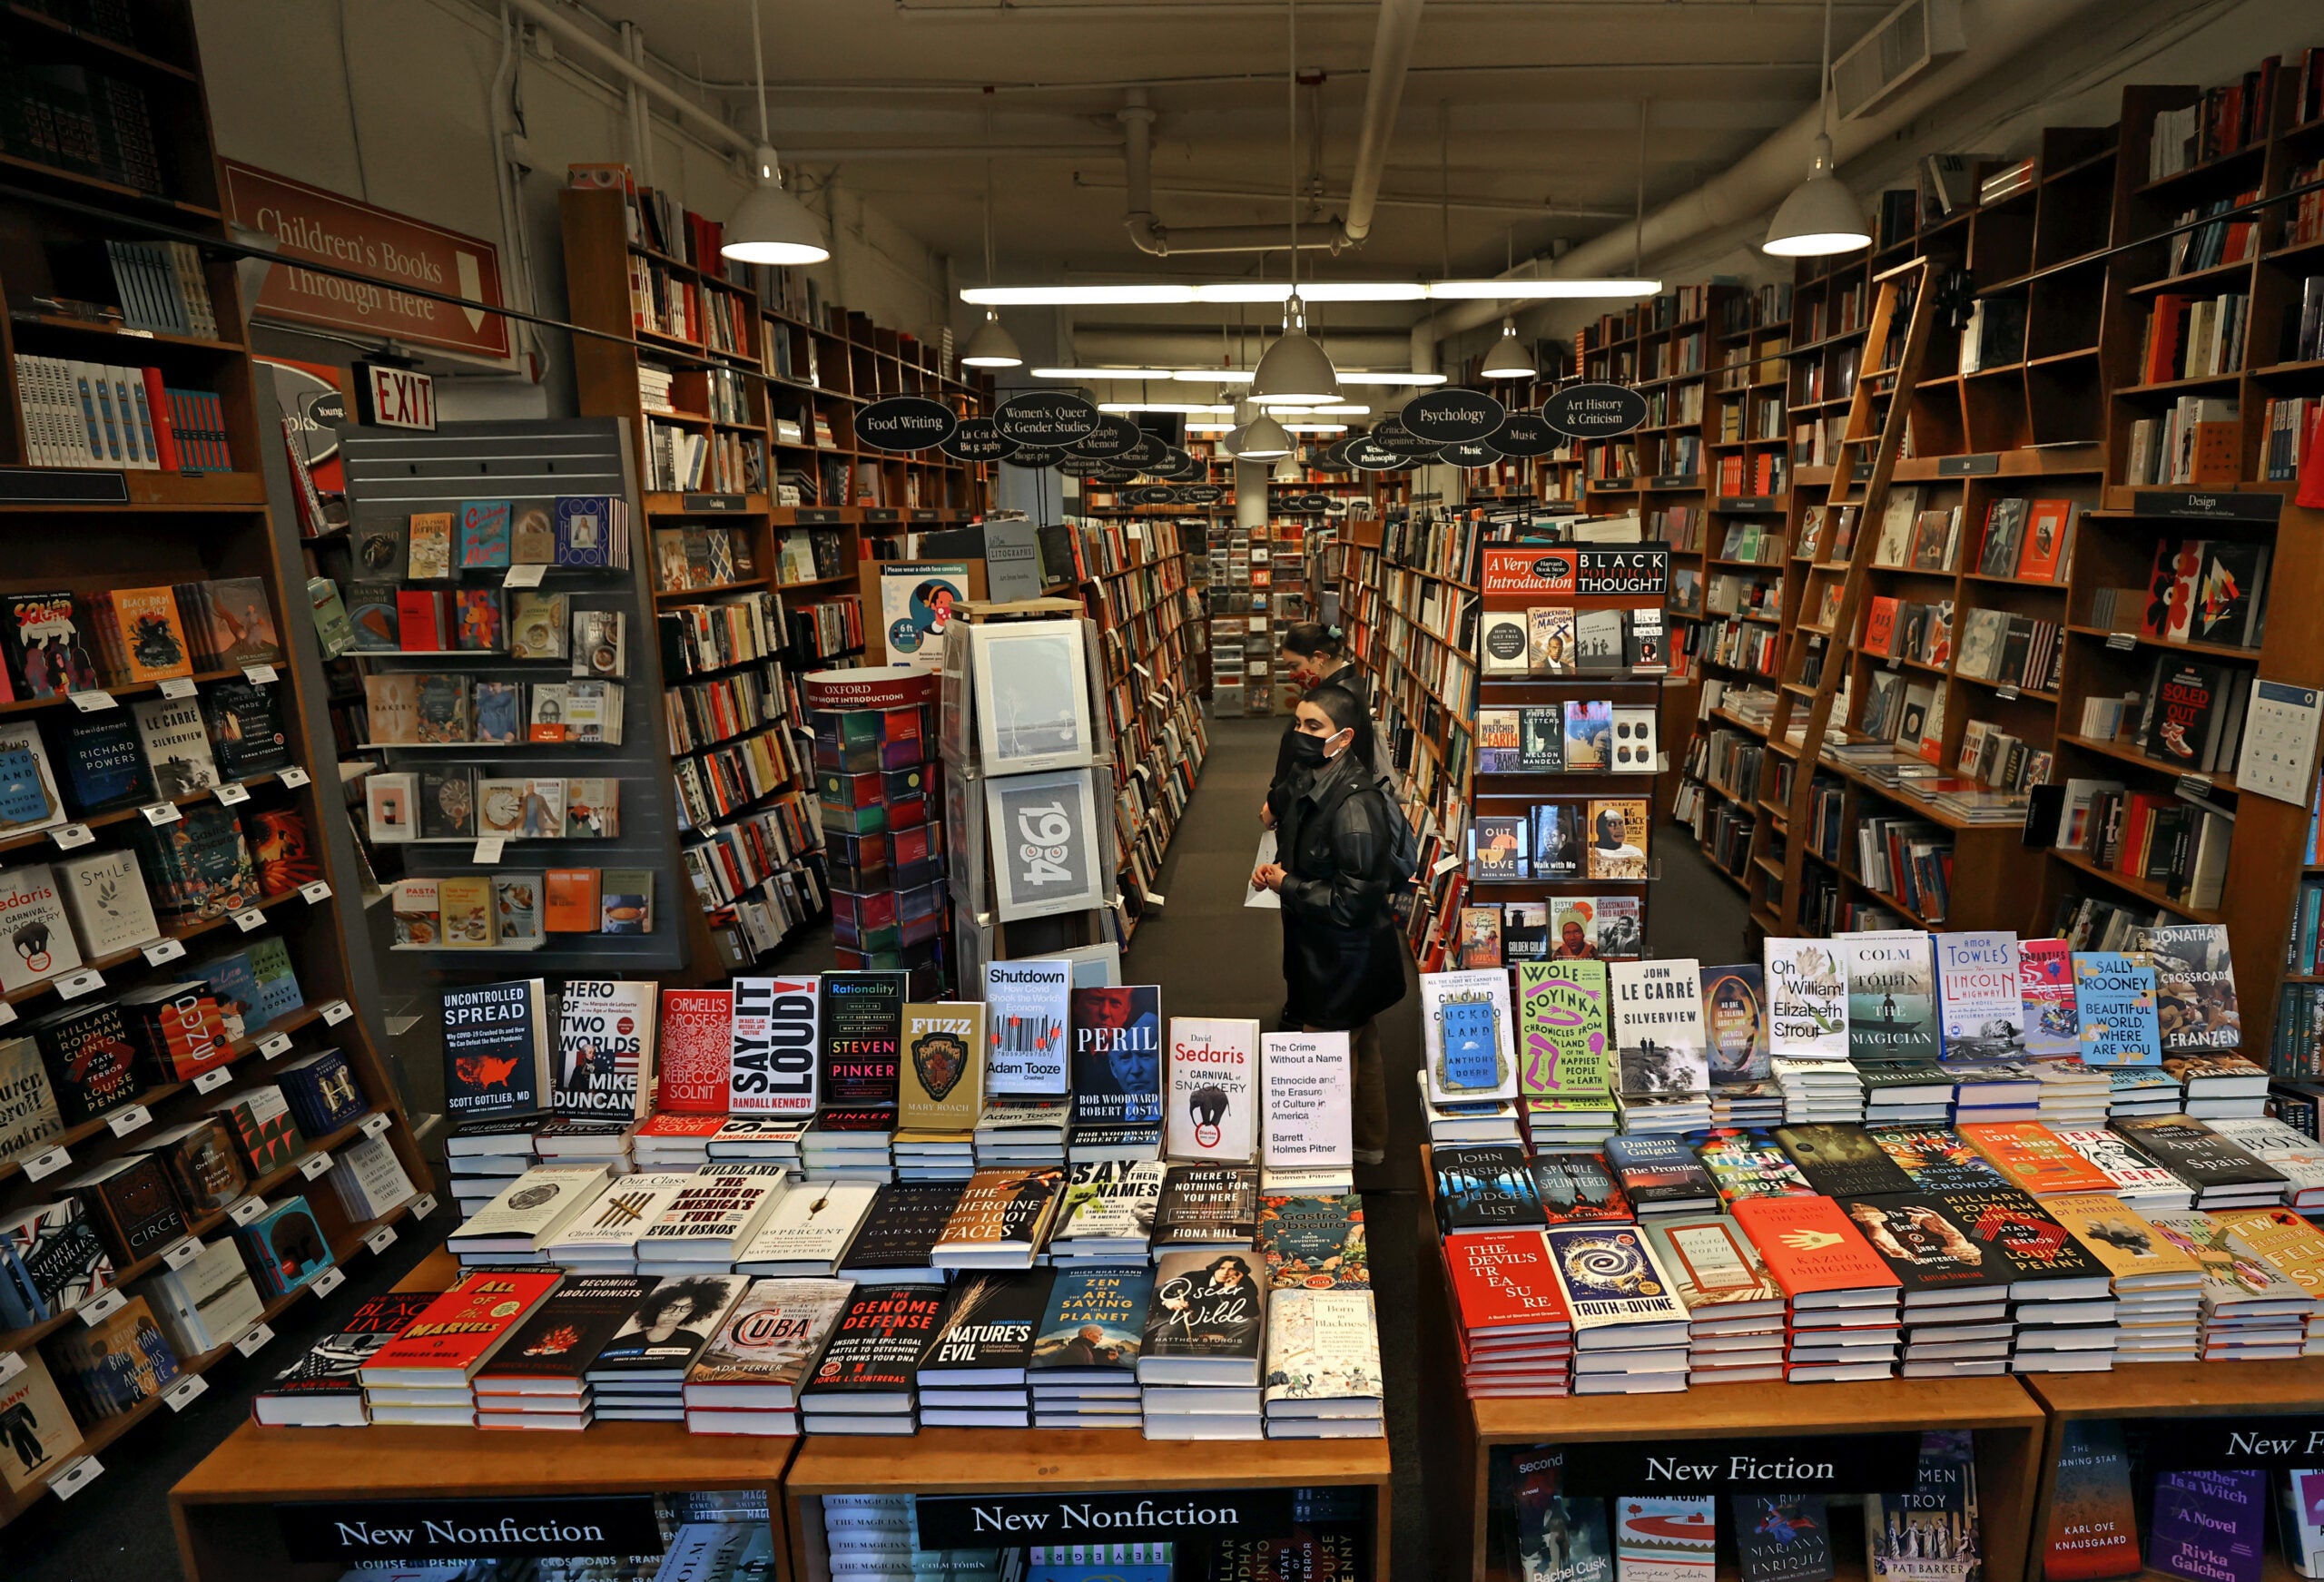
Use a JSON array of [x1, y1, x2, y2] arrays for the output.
[[1865, 1127, 2008, 1194], [1610, 959, 1711, 1097], [1541, 1223, 1687, 1343], [655, 988, 734, 1114], [985, 958, 1073, 1096], [1641, 1215, 1785, 1322], [548, 980, 657, 1121], [1257, 1193, 1366, 1291], [1138, 1246, 1268, 1386], [683, 1275, 853, 1409], [1165, 1017, 1259, 1164], [728, 975, 820, 1116], [1843, 932, 1940, 1065], [359, 1268, 566, 1386], [2073, 953, 2162, 1067], [901, 1000, 986, 1132], [441, 978, 552, 1121], [1519, 960, 1614, 1100], [2017, 938, 2082, 1059], [1959, 1123, 2116, 1197], [1765, 937, 1849, 1061], [252, 1291, 437, 1427], [1070, 986, 1160, 1128], [931, 1167, 1066, 1270], [586, 1273, 752, 1382], [2137, 923, 2240, 1055], [1773, 1124, 1916, 1197], [1729, 1195, 1903, 1302], [736, 1179, 880, 1275], [1262, 1287, 1381, 1417], [1260, 1029, 1352, 1187], [2041, 1419, 2142, 1582], [1434, 1144, 1546, 1236], [919, 1269, 1056, 1387], [1422, 968, 1519, 1105], [1151, 1164, 1259, 1250], [1935, 931, 2026, 1062], [474, 1273, 657, 1399], [819, 970, 905, 1125]]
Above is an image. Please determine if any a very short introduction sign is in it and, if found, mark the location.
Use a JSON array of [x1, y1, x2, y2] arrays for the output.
[[914, 1489, 1319, 1547], [1560, 1435, 1924, 1497], [278, 1496, 662, 1561]]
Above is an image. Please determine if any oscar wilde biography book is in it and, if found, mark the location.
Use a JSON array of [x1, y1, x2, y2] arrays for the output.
[[819, 971, 904, 1127], [552, 978, 657, 1119], [1138, 1246, 1267, 1384]]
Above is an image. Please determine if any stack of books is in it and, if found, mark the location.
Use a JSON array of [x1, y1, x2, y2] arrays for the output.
[[1776, 1059, 1864, 1122], [2172, 1056, 2270, 1120], [633, 1114, 723, 1170], [1960, 1188, 2119, 1374], [359, 1268, 564, 1425], [974, 1100, 1069, 1167], [472, 1273, 655, 1430], [1645, 1216, 1787, 1382], [1603, 1137, 1718, 1217], [2151, 1211, 2315, 1360], [894, 1128, 977, 1182], [1521, 1095, 1619, 1151], [1421, 1085, 1524, 1146], [915, 1271, 1050, 1428], [1445, 1231, 1573, 1398], [2032, 1063, 2111, 1127], [1150, 1164, 1262, 1256], [585, 1272, 750, 1420], [446, 1164, 614, 1267], [737, 1180, 878, 1275], [1261, 1289, 1384, 1439], [443, 1118, 544, 1214], [1533, 1152, 1637, 1226], [2118, 1115, 2290, 1209], [1137, 1248, 1267, 1439], [1433, 1145, 1548, 1239], [2106, 1068, 2183, 1117], [801, 1123, 895, 1183], [839, 1183, 964, 1286], [799, 1283, 948, 1434], [2047, 1193, 2205, 1363], [2054, 1127, 2196, 1211], [540, 1172, 697, 1271], [2209, 1206, 2324, 1355], [632, 1171, 790, 1276], [706, 1117, 806, 1173], [1860, 1067, 1954, 1126], [1028, 1265, 1153, 1428], [931, 1169, 1066, 1272], [1047, 1161, 1165, 1265], [1837, 1194, 2013, 1378], [1545, 1223, 1689, 1394], [533, 1117, 632, 1168], [1733, 1195, 1903, 1381], [1709, 1082, 1784, 1128], [819, 1497, 918, 1575], [683, 1276, 852, 1436], [1949, 1066, 2042, 1125], [2213, 1118, 2324, 1208]]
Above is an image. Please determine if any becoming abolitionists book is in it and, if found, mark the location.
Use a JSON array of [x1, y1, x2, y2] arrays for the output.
[[818, 971, 904, 1128]]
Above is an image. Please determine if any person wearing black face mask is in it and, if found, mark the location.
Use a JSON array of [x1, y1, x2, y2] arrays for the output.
[[1251, 685, 1403, 1165]]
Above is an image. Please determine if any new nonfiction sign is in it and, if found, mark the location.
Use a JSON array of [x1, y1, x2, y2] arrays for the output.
[[915, 1489, 1316, 1548], [857, 396, 958, 453], [278, 1497, 662, 1562]]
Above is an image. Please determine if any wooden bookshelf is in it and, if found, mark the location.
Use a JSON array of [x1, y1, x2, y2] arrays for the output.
[[0, 0, 428, 1524]]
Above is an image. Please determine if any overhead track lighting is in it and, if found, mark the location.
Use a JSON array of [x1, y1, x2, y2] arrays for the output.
[[723, 1, 830, 265], [1763, 0, 1870, 258], [964, 280, 1659, 307]]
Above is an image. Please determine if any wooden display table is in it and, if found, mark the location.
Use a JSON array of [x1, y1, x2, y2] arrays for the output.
[[1414, 1194, 2048, 1582]]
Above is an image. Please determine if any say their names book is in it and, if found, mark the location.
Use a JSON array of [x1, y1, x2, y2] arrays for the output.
[[1260, 1030, 1353, 1192], [728, 975, 820, 1116], [819, 971, 904, 1127], [1423, 969, 1519, 1105], [901, 1000, 987, 1132], [1935, 932, 2026, 1062], [1765, 938, 1849, 1060], [552, 979, 657, 1120], [985, 958, 1072, 1096], [1843, 932, 1940, 1064], [1165, 1017, 1259, 1164]]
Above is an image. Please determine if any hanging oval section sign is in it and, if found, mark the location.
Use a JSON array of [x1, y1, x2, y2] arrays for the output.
[[1068, 413, 1142, 458], [1489, 410, 1563, 458], [1128, 485, 1177, 505], [856, 396, 957, 453], [1118, 433, 1168, 471], [1312, 438, 1356, 474], [1154, 448, 1206, 480], [1001, 444, 1067, 468], [1437, 437, 1501, 467], [1401, 387, 1506, 446], [1344, 436, 1411, 471], [941, 416, 1016, 463], [1067, 458, 1137, 485], [994, 389, 1100, 446], [1181, 483, 1225, 505], [1540, 382, 1649, 439]]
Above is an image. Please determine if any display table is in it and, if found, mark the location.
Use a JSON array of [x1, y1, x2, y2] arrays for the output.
[[1414, 1194, 2049, 1582]]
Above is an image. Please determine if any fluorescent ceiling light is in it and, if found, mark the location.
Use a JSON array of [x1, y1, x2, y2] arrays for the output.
[[1337, 371, 1448, 386], [1098, 401, 1233, 414], [1187, 418, 1235, 432], [1173, 369, 1256, 383], [1284, 424, 1348, 434], [967, 280, 1658, 307], [1263, 404, 1371, 416], [1424, 279, 1660, 300], [1187, 282, 1427, 303], [1031, 367, 1183, 380], [965, 285, 1197, 305]]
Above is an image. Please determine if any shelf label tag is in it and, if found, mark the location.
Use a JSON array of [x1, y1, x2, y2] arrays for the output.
[[1432, 854, 1462, 877], [78, 1289, 128, 1326], [360, 1113, 392, 1139], [160, 676, 198, 700], [68, 690, 116, 713], [162, 1374, 208, 1413], [259, 1032, 295, 1059], [243, 663, 279, 685], [141, 801, 182, 827], [214, 781, 251, 806], [321, 999, 353, 1026], [232, 909, 267, 932], [194, 1066, 235, 1095], [0, 1351, 23, 1387], [364, 1224, 398, 1255], [300, 880, 333, 903], [2180, 774, 2215, 799], [1995, 684, 2020, 702], [228, 1195, 269, 1227], [162, 1235, 205, 1272], [309, 1266, 346, 1299], [2105, 633, 2136, 652], [234, 1323, 274, 1357], [503, 563, 547, 588], [410, 1193, 438, 1220], [48, 1456, 102, 1500], [106, 1104, 152, 1137], [143, 938, 187, 966], [473, 836, 506, 864], [54, 968, 104, 1000], [22, 1145, 70, 1182], [52, 823, 94, 850], [279, 767, 311, 789], [299, 1150, 334, 1181]]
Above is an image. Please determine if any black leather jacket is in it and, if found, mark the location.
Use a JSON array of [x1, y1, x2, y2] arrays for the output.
[[1275, 748, 1408, 1030], [1267, 663, 1379, 821]]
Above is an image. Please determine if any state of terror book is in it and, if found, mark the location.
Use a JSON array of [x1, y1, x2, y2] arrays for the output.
[[818, 970, 904, 1128], [1933, 1186, 2110, 1290], [1070, 986, 1162, 1126]]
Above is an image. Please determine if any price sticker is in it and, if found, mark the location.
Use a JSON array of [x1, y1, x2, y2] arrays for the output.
[[473, 836, 506, 864], [52, 823, 94, 850], [360, 1113, 392, 1139], [234, 1322, 274, 1357], [142, 938, 187, 966], [320, 999, 353, 1026], [162, 1236, 205, 1272], [54, 968, 103, 1000], [141, 801, 182, 827], [259, 1032, 294, 1059], [162, 1374, 208, 1413], [0, 1351, 24, 1387], [504, 563, 547, 588], [309, 1266, 346, 1299], [232, 909, 266, 932], [299, 1150, 334, 1181], [21, 1145, 70, 1182], [279, 767, 311, 789], [78, 1289, 127, 1326], [48, 1456, 102, 1500], [160, 676, 198, 700], [2105, 632, 2137, 652], [243, 663, 279, 685], [68, 690, 116, 713], [409, 1193, 438, 1220], [299, 880, 332, 903], [193, 1066, 235, 1095], [228, 1196, 269, 1227], [105, 1104, 152, 1137], [364, 1224, 398, 1255], [214, 782, 251, 806]]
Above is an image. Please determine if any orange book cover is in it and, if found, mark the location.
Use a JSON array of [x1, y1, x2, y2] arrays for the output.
[[1957, 1123, 2113, 1197], [1731, 1194, 1901, 1297], [2016, 500, 2073, 583], [544, 869, 601, 932], [1859, 596, 1899, 656], [108, 587, 193, 682]]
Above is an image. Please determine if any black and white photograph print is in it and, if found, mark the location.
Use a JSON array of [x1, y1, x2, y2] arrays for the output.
[[984, 768, 1106, 922], [970, 621, 1095, 773]]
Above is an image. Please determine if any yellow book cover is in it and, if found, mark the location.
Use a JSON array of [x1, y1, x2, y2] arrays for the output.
[[109, 587, 192, 682], [2209, 1207, 2324, 1302], [407, 512, 455, 580], [437, 875, 499, 947], [936, 1167, 1063, 1253], [901, 1001, 985, 1131], [2041, 1193, 2202, 1286]]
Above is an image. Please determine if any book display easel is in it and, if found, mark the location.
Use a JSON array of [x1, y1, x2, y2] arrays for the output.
[[0, 0, 430, 1519]]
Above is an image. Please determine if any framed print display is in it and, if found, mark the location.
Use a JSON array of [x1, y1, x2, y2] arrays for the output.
[[944, 761, 986, 926], [984, 768, 1107, 921], [970, 621, 1095, 774], [939, 615, 973, 766]]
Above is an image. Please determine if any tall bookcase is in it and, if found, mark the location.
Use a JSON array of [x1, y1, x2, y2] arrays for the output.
[[0, 0, 428, 1522]]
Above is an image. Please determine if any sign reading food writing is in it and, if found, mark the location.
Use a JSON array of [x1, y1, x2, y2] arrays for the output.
[[222, 162, 509, 359]]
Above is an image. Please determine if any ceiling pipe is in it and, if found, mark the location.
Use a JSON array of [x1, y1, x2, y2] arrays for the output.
[[1072, 172, 1629, 220], [1423, 0, 2118, 347], [1122, 87, 1343, 256], [506, 0, 753, 155], [1344, 0, 1425, 244]]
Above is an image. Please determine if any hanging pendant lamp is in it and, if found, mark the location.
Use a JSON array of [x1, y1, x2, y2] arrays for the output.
[[960, 153, 1022, 368], [1250, 0, 1341, 406], [1763, 0, 1870, 258], [1236, 408, 1295, 460], [723, 1, 830, 264], [1481, 317, 1534, 379]]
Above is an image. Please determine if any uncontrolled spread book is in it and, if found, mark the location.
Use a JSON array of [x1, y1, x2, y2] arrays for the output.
[[1934, 931, 2025, 1062], [985, 958, 1072, 1096], [728, 975, 819, 1115], [1610, 959, 1710, 1096], [439, 978, 551, 1120], [1765, 938, 1848, 1060], [1422, 968, 1518, 1104], [1165, 1017, 1259, 1164]]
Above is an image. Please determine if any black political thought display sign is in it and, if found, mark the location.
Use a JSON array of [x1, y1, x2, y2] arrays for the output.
[[279, 1496, 664, 1562], [1402, 387, 1506, 445], [856, 396, 957, 453], [1541, 381, 1649, 439], [941, 416, 1016, 463], [995, 390, 1100, 446]]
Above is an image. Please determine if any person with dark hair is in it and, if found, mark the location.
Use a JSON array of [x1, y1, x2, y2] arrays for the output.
[[1263, 623, 1366, 830], [1252, 685, 1402, 1165]]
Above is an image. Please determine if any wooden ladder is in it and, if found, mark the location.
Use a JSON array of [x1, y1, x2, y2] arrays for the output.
[[1748, 256, 1940, 938]]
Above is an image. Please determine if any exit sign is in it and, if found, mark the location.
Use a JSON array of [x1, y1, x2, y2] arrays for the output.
[[355, 362, 437, 430]]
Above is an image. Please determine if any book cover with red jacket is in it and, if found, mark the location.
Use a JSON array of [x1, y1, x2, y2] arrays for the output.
[[358, 1268, 565, 1383], [655, 988, 734, 1113], [1730, 1195, 1902, 1299], [1958, 1123, 2114, 1197], [1446, 1230, 1572, 1336]]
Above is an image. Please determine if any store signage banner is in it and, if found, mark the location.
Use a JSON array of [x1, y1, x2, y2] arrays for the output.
[[1557, 1434, 1924, 1497], [1541, 381, 1649, 439], [1068, 414, 1142, 459], [2145, 1418, 2324, 1472], [914, 1489, 1308, 1547], [1490, 410, 1564, 457], [858, 396, 959, 452], [995, 390, 1099, 445], [222, 161, 510, 359], [353, 361, 436, 431], [942, 417, 1017, 462], [1482, 546, 1669, 598], [277, 1495, 661, 1561]]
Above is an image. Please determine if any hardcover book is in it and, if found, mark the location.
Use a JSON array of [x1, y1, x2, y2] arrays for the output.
[[819, 971, 904, 1125], [237, 1195, 336, 1298], [1866, 1436, 1981, 1582], [30, 999, 139, 1124], [1139, 1246, 1267, 1383], [1774, 1124, 1916, 1196], [1165, 1017, 1259, 1164], [58, 1152, 185, 1264], [918, 1270, 1053, 1386], [1701, 965, 1771, 1084], [1643, 1215, 1785, 1316], [2073, 954, 2162, 1066], [1541, 1223, 1687, 1334], [1070, 987, 1160, 1126], [1958, 1123, 2115, 1196], [726, 971, 818, 1116], [985, 958, 1073, 1096], [1262, 1287, 1381, 1411], [1260, 1030, 1352, 1182], [1447, 1231, 1571, 1334], [2017, 939, 2082, 1059], [901, 999, 986, 1131], [474, 1273, 658, 1395], [685, 1275, 853, 1406], [1729, 1194, 1903, 1299], [1765, 938, 1849, 1060], [49, 1294, 178, 1422], [1422, 969, 1519, 1105], [0, 1036, 64, 1167], [251, 1290, 438, 1427], [1257, 1193, 1366, 1290], [0, 864, 82, 996], [1732, 1496, 1833, 1582], [801, 1283, 947, 1401], [2138, 923, 2240, 1054], [138, 1120, 245, 1219], [1512, 1450, 1611, 1582], [1610, 959, 1711, 1096], [2112, 1115, 2285, 1194], [1835, 1193, 2008, 1297], [1531, 1153, 1636, 1225], [2150, 1470, 2265, 1582], [1029, 1264, 1155, 1379], [840, 1182, 968, 1278], [1933, 1186, 2110, 1291], [1844, 932, 1940, 1065], [1520, 961, 1614, 1100], [1617, 1497, 1716, 1582], [51, 716, 141, 819], [1601, 1136, 1718, 1213], [1695, 1134, 1814, 1203], [932, 1168, 1066, 1269], [553, 978, 657, 1120], [2042, 1420, 2142, 1582], [1935, 932, 2025, 1061], [441, 978, 552, 1120], [55, 847, 158, 957], [655, 988, 734, 1114], [1434, 1145, 1545, 1235], [586, 1273, 752, 1381], [1866, 1127, 2006, 1194], [1151, 1164, 1260, 1249]]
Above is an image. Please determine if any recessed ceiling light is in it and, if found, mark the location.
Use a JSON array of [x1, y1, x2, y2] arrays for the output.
[[1284, 424, 1348, 434], [1030, 367, 1184, 380], [1098, 401, 1235, 414]]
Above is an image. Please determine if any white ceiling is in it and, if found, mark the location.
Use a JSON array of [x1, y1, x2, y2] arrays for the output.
[[584, 0, 1891, 290]]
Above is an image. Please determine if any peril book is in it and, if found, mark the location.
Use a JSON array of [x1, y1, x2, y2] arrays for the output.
[[985, 958, 1072, 1096], [1423, 968, 1519, 1105], [1610, 959, 1711, 1096], [1069, 986, 1160, 1126], [1843, 932, 1940, 1065], [728, 975, 818, 1116], [1520, 960, 1614, 1100], [1164, 1017, 1258, 1164]]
